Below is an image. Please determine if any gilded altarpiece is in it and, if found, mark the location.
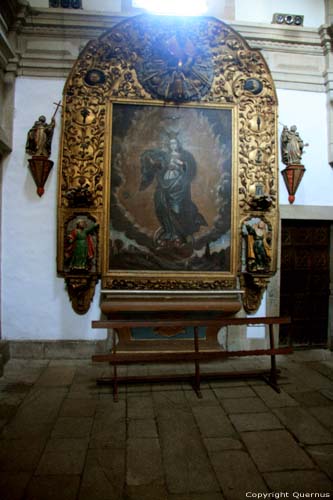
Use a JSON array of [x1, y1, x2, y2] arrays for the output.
[[57, 15, 279, 315]]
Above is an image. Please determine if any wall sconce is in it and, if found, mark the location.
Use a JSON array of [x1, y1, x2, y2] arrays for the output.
[[281, 164, 306, 204], [27, 156, 54, 197], [280, 124, 308, 204]]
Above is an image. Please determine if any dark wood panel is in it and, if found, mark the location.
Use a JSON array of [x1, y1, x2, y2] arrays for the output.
[[280, 221, 330, 347]]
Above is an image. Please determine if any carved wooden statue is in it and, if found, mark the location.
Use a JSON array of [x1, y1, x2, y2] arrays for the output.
[[26, 115, 55, 157], [280, 125, 308, 166], [26, 103, 60, 197]]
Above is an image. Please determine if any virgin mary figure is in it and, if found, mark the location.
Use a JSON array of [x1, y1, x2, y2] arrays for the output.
[[140, 136, 207, 248]]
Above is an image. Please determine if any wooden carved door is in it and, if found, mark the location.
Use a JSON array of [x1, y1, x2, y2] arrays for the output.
[[280, 220, 331, 347]]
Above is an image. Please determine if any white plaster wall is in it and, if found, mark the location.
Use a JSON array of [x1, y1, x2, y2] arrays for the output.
[[2, 29, 332, 342], [235, 0, 325, 27], [2, 80, 332, 341], [277, 89, 333, 206], [1, 77, 106, 340], [27, 0, 325, 25], [29, 0, 122, 11], [247, 294, 266, 339], [82, 0, 122, 12]]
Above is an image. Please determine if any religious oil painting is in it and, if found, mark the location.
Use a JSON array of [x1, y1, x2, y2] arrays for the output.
[[108, 102, 234, 274]]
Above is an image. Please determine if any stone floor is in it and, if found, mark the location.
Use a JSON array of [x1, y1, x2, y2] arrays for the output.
[[0, 351, 333, 500]]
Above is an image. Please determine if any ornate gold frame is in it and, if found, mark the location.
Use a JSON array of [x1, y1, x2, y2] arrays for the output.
[[102, 99, 238, 291], [57, 14, 279, 314]]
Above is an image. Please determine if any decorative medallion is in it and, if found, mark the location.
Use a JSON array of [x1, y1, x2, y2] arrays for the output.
[[244, 78, 263, 95], [84, 69, 106, 86]]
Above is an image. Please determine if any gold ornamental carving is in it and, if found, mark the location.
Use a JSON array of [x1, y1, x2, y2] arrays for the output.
[[104, 278, 236, 291], [239, 274, 270, 315], [65, 276, 99, 315], [57, 14, 279, 314]]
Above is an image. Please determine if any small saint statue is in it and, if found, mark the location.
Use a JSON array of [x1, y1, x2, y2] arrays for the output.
[[25, 103, 61, 196], [243, 219, 272, 273], [280, 125, 308, 166], [26, 115, 56, 158], [65, 219, 99, 272]]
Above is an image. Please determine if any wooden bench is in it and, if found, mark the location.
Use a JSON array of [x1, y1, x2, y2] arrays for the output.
[[92, 314, 291, 401]]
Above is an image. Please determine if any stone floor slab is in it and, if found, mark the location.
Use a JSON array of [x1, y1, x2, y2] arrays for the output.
[[128, 395, 155, 418], [59, 398, 98, 417], [51, 417, 93, 439], [282, 362, 333, 391], [0, 402, 17, 420], [209, 380, 247, 388], [321, 388, 333, 401], [158, 409, 219, 494], [127, 438, 164, 486], [25, 474, 80, 500], [72, 365, 106, 384], [290, 390, 333, 407], [89, 414, 126, 449], [125, 481, 169, 500], [36, 448, 86, 475], [44, 437, 89, 453], [90, 399, 126, 449], [209, 450, 267, 500], [203, 437, 243, 452], [14, 387, 67, 423], [66, 383, 100, 400], [307, 444, 333, 480], [0, 472, 31, 500], [264, 470, 333, 493], [0, 438, 45, 472], [1, 419, 53, 440], [252, 385, 299, 408], [153, 390, 190, 413], [192, 405, 237, 438], [184, 388, 219, 406], [241, 430, 314, 471], [230, 412, 283, 432], [168, 494, 225, 500], [128, 418, 158, 438], [79, 448, 125, 500], [273, 406, 333, 444], [213, 386, 256, 399], [309, 405, 333, 432], [35, 366, 76, 387], [307, 361, 333, 381], [220, 396, 268, 414]]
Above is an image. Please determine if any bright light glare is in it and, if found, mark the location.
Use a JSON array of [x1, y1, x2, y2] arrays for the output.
[[133, 0, 208, 16]]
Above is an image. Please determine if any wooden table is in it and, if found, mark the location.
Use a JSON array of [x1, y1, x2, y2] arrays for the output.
[[92, 314, 291, 401]]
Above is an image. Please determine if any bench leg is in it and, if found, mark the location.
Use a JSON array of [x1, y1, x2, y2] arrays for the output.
[[112, 328, 119, 402], [193, 326, 202, 398], [267, 323, 280, 393]]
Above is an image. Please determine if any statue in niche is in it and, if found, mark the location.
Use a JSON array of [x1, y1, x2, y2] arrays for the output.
[[280, 125, 308, 165], [26, 115, 56, 157], [248, 181, 273, 211], [139, 136, 208, 249], [65, 219, 99, 271], [243, 219, 271, 273]]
